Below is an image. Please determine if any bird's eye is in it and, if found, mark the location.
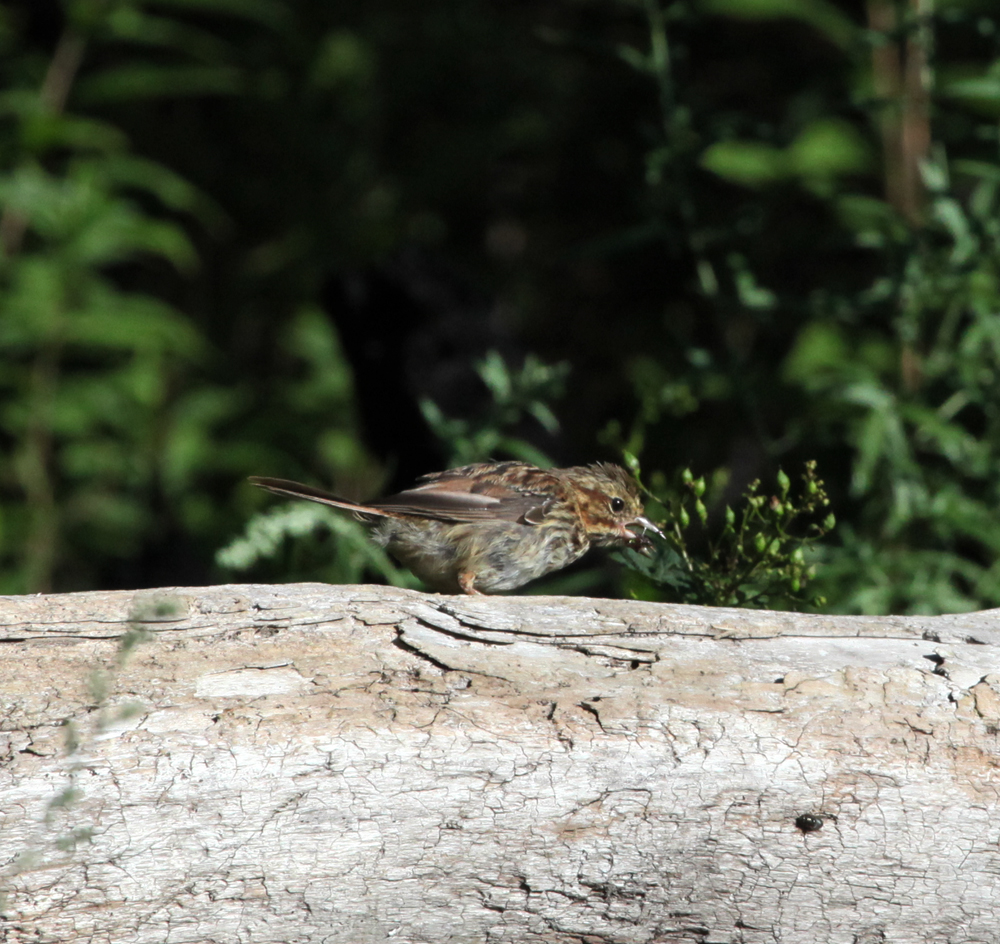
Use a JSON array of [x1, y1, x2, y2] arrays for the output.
[[610, 497, 626, 513]]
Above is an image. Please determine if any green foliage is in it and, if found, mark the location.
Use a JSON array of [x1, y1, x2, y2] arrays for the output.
[[621, 460, 833, 608], [698, 0, 857, 50], [216, 500, 418, 588], [0, 1, 383, 593], [599, 0, 1000, 613], [702, 119, 873, 191], [0, 134, 205, 592], [0, 0, 248, 592], [421, 351, 568, 467], [785, 161, 1000, 613]]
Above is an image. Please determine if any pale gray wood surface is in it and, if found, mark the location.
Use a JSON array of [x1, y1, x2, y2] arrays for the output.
[[2, 583, 999, 943]]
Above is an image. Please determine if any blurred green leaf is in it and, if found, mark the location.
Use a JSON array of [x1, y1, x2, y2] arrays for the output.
[[78, 65, 243, 102], [702, 120, 872, 191], [100, 155, 228, 231], [782, 322, 850, 388], [789, 119, 872, 178], [939, 75, 1000, 117], [311, 31, 375, 89], [105, 8, 234, 61], [701, 140, 787, 187], [699, 0, 859, 49], [149, 0, 292, 29]]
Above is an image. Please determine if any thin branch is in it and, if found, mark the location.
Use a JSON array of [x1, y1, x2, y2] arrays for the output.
[[0, 31, 87, 257]]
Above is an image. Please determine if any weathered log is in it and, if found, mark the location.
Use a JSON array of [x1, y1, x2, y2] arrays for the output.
[[1, 583, 999, 943]]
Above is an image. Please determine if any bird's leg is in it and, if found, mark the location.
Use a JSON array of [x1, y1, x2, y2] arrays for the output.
[[458, 572, 483, 595]]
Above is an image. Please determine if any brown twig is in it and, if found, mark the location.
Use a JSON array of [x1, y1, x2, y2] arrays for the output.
[[867, 0, 932, 226], [2, 30, 87, 590], [0, 31, 87, 257]]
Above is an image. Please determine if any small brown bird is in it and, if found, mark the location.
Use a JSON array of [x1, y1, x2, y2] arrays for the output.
[[249, 460, 663, 594]]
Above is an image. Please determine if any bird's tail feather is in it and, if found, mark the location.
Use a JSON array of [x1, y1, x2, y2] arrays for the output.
[[247, 477, 394, 518]]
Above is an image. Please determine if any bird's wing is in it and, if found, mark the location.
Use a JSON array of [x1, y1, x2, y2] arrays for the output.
[[249, 466, 558, 525], [371, 464, 558, 523]]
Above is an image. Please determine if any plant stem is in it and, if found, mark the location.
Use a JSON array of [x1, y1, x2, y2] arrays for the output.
[[0, 30, 86, 256], [3, 29, 87, 589], [18, 337, 64, 592]]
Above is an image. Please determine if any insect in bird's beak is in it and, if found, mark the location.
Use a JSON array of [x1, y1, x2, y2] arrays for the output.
[[623, 515, 664, 556]]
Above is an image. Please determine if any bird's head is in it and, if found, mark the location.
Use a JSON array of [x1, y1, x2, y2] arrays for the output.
[[563, 463, 664, 553]]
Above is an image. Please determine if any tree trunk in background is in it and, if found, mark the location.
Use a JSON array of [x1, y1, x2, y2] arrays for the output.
[[2, 584, 999, 944]]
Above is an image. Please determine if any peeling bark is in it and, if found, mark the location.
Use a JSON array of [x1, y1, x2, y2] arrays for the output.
[[1, 584, 999, 943]]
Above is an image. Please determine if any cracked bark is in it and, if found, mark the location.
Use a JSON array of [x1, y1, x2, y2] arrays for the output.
[[2, 583, 1000, 944]]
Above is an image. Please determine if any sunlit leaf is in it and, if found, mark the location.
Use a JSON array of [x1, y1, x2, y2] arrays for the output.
[[78, 65, 243, 103], [700, 140, 787, 186]]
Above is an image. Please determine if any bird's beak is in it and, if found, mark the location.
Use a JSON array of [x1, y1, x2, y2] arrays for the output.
[[633, 515, 664, 539], [622, 515, 664, 556]]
